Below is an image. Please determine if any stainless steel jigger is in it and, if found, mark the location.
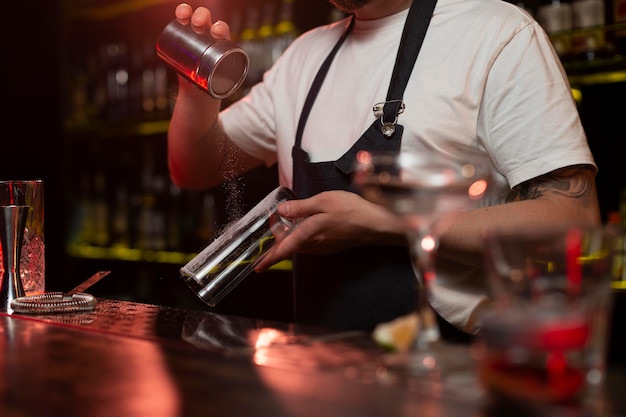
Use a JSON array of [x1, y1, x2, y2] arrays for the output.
[[0, 205, 29, 312]]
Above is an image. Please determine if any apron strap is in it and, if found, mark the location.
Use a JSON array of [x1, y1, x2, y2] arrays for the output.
[[293, 0, 439, 181], [382, 0, 438, 125], [294, 16, 355, 150]]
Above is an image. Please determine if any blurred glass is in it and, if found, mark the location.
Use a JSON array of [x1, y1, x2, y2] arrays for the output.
[[476, 226, 617, 403], [353, 144, 493, 377]]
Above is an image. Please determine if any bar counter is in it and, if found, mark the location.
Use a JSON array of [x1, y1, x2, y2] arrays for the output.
[[1, 297, 625, 417]]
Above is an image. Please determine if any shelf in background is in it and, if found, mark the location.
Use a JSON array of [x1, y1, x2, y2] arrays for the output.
[[66, 243, 294, 271], [61, 0, 173, 22], [556, 22, 626, 85], [569, 69, 626, 86], [65, 119, 170, 139], [67, 243, 194, 264]]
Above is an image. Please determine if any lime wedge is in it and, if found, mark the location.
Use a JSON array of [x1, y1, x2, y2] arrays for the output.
[[372, 312, 420, 352]]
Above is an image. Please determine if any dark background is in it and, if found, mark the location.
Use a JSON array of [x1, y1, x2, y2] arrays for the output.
[[0, 0, 334, 298], [0, 0, 338, 322], [1, 1, 66, 288], [2, 1, 625, 284], [1, 2, 625, 358], [2, 1, 625, 277]]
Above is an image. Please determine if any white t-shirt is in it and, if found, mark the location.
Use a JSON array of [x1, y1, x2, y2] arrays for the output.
[[220, 0, 596, 332]]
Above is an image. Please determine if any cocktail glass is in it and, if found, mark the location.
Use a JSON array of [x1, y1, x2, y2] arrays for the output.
[[353, 143, 493, 376]]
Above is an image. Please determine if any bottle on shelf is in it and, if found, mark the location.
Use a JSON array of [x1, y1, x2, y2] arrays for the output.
[[236, 0, 301, 96], [620, 186, 626, 230], [606, 211, 625, 281], [239, 5, 263, 92], [91, 171, 111, 248], [614, 0, 626, 53], [571, 0, 609, 61], [133, 39, 172, 122], [257, 1, 277, 72], [195, 193, 217, 250], [219, 8, 247, 108], [69, 174, 96, 247], [110, 184, 131, 249], [103, 42, 130, 123], [166, 184, 183, 252], [136, 144, 167, 252], [274, 0, 299, 61], [536, 0, 574, 60], [615, 186, 626, 281]]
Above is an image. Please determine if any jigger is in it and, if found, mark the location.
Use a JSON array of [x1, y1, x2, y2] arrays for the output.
[[0, 205, 29, 311]]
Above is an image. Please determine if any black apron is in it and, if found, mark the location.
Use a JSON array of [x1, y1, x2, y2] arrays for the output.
[[291, 0, 472, 342]]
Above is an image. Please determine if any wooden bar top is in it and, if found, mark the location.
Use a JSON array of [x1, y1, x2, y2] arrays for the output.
[[0, 298, 624, 417]]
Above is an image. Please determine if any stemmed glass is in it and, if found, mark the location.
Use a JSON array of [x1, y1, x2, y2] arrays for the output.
[[353, 143, 493, 376]]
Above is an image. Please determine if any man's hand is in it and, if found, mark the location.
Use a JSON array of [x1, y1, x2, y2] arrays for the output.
[[175, 3, 231, 40], [253, 190, 408, 272]]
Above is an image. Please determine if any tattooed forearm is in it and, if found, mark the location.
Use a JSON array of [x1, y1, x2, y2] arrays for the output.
[[515, 165, 595, 201]]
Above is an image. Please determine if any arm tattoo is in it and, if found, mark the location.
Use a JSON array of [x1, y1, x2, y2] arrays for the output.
[[515, 165, 594, 201]]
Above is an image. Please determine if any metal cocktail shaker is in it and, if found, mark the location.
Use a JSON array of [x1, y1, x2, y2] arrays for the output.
[[0, 205, 29, 312], [156, 19, 249, 99]]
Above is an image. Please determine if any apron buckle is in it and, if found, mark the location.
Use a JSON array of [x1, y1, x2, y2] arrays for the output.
[[372, 100, 405, 118], [381, 122, 396, 137], [373, 100, 405, 138]]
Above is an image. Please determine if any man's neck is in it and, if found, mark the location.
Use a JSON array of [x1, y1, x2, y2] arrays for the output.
[[354, 0, 412, 20]]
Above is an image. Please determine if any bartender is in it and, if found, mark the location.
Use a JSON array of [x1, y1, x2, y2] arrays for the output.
[[165, 0, 600, 340]]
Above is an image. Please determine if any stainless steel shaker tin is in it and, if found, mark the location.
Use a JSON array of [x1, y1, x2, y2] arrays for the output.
[[156, 19, 249, 99]]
